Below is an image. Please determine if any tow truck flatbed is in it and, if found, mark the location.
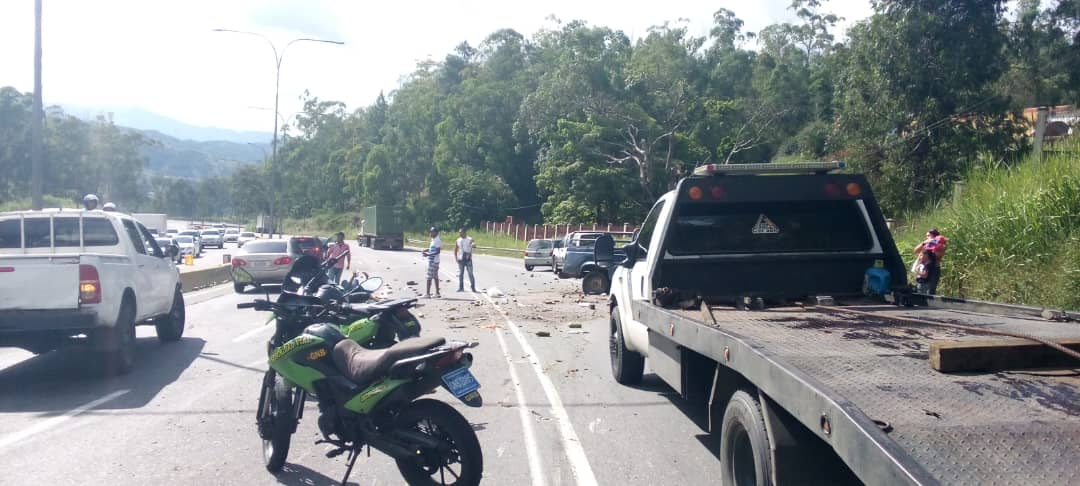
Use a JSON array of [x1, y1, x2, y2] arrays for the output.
[[633, 298, 1080, 485]]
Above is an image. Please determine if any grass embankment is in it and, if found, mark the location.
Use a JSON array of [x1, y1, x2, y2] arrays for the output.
[[405, 230, 526, 259], [894, 139, 1080, 309]]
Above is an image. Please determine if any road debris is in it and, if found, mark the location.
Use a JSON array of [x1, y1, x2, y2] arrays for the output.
[[569, 323, 582, 329], [535, 331, 551, 337]]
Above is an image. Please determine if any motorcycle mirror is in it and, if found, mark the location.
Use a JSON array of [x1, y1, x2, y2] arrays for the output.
[[231, 266, 255, 284], [360, 277, 383, 292]]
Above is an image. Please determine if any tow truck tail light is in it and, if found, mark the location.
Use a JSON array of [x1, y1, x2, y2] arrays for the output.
[[273, 256, 292, 266], [79, 264, 101, 304], [688, 186, 704, 201], [710, 185, 725, 200], [846, 182, 862, 197], [825, 183, 841, 197], [231, 258, 247, 267]]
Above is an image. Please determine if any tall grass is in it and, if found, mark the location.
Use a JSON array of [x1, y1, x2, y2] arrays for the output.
[[895, 137, 1080, 309]]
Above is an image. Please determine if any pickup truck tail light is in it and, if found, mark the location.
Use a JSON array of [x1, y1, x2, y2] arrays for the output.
[[231, 258, 248, 267], [273, 256, 292, 265], [79, 264, 102, 304]]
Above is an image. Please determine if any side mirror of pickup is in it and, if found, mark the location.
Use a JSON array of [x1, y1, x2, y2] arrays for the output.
[[619, 243, 638, 267]]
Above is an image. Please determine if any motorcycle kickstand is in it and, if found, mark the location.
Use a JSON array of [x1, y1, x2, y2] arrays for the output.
[[340, 447, 360, 486]]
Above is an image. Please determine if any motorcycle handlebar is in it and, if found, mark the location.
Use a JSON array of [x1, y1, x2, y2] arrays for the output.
[[236, 302, 256, 309]]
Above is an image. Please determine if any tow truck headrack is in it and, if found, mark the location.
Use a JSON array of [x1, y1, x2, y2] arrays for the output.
[[692, 161, 846, 176]]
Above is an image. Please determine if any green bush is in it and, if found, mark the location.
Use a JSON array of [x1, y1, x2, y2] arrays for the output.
[[895, 138, 1080, 309], [0, 195, 79, 211]]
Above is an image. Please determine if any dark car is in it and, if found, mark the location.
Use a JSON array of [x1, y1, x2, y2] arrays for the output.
[[289, 236, 325, 259], [551, 232, 604, 278]]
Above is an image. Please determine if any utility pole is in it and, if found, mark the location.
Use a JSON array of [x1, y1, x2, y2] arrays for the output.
[[30, 0, 44, 210]]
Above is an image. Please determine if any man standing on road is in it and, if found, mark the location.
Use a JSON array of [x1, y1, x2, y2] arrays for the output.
[[326, 232, 351, 284], [455, 228, 477, 293], [422, 227, 442, 298]]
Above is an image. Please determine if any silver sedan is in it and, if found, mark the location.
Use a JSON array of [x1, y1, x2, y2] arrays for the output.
[[231, 239, 301, 293]]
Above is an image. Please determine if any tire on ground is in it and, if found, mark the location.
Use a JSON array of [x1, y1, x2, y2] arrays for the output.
[[610, 309, 644, 385], [394, 399, 483, 486], [155, 287, 185, 342], [95, 295, 137, 376], [719, 390, 774, 486]]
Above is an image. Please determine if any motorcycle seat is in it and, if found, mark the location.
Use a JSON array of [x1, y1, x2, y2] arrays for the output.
[[332, 336, 446, 386]]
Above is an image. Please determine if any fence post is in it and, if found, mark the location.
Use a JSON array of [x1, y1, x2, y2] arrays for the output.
[[623, 223, 628, 232]]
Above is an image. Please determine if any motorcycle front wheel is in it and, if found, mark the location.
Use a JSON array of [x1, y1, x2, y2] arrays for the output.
[[394, 399, 483, 486], [260, 375, 295, 473]]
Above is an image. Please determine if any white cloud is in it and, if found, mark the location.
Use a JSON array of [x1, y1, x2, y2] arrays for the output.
[[0, 0, 874, 133]]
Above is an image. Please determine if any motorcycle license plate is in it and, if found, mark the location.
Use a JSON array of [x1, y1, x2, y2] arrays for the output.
[[441, 367, 480, 399]]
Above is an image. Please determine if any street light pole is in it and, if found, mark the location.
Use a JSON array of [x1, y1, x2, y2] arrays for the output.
[[30, 0, 44, 210], [212, 29, 343, 235]]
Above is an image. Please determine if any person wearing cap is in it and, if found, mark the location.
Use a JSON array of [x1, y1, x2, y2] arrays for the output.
[[454, 228, 477, 293], [914, 228, 948, 294], [421, 227, 443, 298], [83, 194, 99, 211]]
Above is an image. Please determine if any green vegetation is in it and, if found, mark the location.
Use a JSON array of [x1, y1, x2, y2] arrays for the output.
[[895, 138, 1080, 309], [0, 195, 77, 212], [406, 231, 527, 259]]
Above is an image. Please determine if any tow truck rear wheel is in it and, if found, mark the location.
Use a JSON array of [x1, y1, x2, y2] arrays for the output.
[[720, 390, 773, 486], [609, 310, 644, 385]]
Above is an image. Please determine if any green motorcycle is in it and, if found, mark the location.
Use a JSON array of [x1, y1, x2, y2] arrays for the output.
[[236, 279, 483, 485]]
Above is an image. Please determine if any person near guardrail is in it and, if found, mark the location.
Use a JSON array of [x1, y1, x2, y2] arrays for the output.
[[455, 228, 477, 293], [421, 227, 442, 298], [326, 232, 351, 284]]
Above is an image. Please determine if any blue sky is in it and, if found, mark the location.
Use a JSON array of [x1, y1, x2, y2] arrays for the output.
[[0, 0, 874, 133]]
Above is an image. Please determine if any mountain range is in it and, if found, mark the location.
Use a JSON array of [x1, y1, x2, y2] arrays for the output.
[[63, 105, 272, 180]]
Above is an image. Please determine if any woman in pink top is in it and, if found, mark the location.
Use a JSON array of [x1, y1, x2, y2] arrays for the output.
[[326, 232, 351, 284]]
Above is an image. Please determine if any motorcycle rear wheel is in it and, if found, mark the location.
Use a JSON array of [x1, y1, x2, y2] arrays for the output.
[[261, 376, 294, 473], [394, 399, 482, 486]]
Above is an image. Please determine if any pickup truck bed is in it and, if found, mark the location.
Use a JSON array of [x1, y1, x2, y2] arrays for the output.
[[634, 299, 1080, 485]]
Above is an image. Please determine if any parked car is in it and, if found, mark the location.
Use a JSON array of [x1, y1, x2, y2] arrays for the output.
[[230, 239, 300, 293], [552, 232, 605, 278], [224, 228, 240, 243], [165, 228, 178, 236], [172, 235, 199, 261], [289, 236, 325, 259], [177, 230, 202, 255], [237, 231, 257, 247], [155, 237, 181, 263], [0, 208, 185, 375], [199, 229, 224, 249], [524, 238, 555, 271]]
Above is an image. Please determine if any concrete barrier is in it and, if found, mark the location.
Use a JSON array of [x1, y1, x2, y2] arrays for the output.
[[180, 264, 233, 292]]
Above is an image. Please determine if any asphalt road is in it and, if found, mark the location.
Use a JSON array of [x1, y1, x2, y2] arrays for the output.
[[0, 244, 725, 485]]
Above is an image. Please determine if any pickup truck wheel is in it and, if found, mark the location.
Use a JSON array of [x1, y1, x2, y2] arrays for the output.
[[525, 264, 535, 271], [720, 390, 773, 486], [583, 271, 610, 295], [96, 298, 136, 376], [155, 288, 185, 342], [610, 311, 644, 385]]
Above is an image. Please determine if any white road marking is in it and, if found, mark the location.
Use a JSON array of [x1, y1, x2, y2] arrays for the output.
[[0, 389, 130, 449], [480, 293, 599, 486], [476, 297, 545, 486], [232, 320, 274, 343]]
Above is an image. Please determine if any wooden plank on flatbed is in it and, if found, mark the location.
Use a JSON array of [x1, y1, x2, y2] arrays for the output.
[[930, 337, 1080, 372]]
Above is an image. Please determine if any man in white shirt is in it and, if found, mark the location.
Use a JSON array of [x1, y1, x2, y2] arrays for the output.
[[421, 227, 442, 298], [455, 228, 477, 292]]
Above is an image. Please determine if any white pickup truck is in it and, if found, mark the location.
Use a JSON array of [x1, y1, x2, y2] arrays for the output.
[[0, 209, 186, 375]]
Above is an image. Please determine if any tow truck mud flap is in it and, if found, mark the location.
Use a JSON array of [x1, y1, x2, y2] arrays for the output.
[[649, 331, 683, 395]]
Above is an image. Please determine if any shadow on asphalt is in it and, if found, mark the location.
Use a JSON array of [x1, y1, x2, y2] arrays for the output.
[[276, 462, 360, 486], [637, 372, 724, 462], [0, 335, 205, 413]]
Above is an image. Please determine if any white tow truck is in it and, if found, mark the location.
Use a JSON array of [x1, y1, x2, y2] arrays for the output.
[[607, 162, 1080, 485], [0, 208, 186, 375]]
